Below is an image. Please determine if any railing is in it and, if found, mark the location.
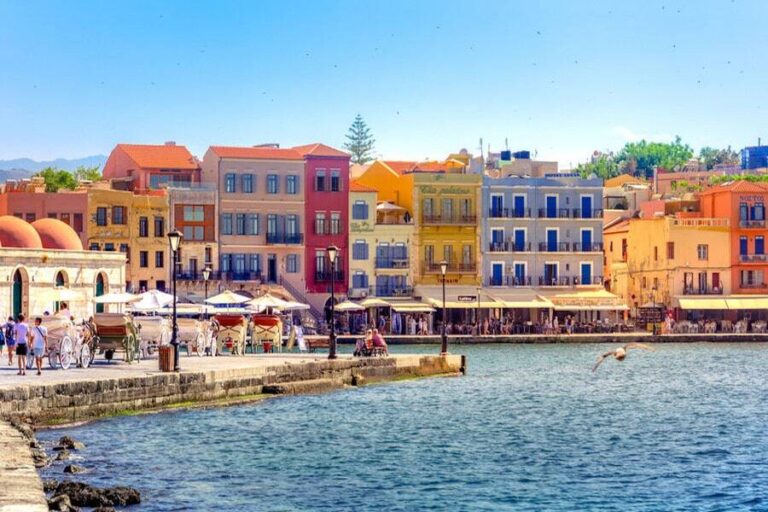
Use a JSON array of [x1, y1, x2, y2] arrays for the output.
[[539, 276, 571, 286], [739, 219, 766, 228], [422, 214, 477, 225], [487, 208, 531, 219], [740, 282, 767, 289], [487, 276, 532, 287], [488, 242, 531, 252], [572, 242, 604, 252], [266, 232, 304, 244], [373, 286, 414, 297], [683, 286, 724, 295], [572, 208, 604, 219], [538, 242, 571, 252], [312, 222, 343, 236], [315, 270, 344, 282], [538, 208, 570, 219], [672, 218, 730, 228], [422, 261, 477, 273], [217, 271, 262, 281], [572, 275, 604, 286], [375, 258, 410, 269], [740, 254, 767, 262]]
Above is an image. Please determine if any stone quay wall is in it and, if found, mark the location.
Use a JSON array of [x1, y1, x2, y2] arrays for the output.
[[337, 333, 768, 344]]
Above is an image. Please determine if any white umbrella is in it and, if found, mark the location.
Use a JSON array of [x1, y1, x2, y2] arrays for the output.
[[249, 293, 291, 310], [132, 289, 175, 310], [359, 297, 390, 308], [93, 292, 139, 304], [205, 290, 252, 305], [376, 202, 405, 212], [278, 301, 311, 311], [334, 300, 365, 312]]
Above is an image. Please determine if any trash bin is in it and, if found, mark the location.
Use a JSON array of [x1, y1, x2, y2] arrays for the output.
[[263, 341, 272, 353], [158, 346, 174, 372]]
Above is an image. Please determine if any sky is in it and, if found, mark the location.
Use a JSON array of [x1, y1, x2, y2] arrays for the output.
[[1, 0, 767, 168]]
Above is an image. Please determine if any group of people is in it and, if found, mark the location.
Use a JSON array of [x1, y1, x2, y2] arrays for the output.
[[0, 314, 48, 376], [353, 328, 389, 357]]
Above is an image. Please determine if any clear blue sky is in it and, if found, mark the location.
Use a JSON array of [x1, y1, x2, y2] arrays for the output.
[[1, 0, 766, 168]]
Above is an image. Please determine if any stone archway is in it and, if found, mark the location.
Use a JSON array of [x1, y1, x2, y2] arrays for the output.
[[95, 272, 107, 313], [11, 267, 29, 319]]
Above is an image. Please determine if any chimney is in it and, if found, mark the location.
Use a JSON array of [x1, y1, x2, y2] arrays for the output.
[[165, 141, 176, 146]]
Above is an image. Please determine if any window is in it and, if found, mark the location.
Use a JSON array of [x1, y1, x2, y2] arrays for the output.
[[642, 276, 647, 288], [120, 244, 130, 262], [156, 280, 166, 292], [286, 175, 298, 194], [460, 198, 472, 218], [330, 212, 341, 234], [315, 170, 326, 191], [286, 254, 298, 273], [205, 247, 212, 266], [155, 251, 164, 268], [48, 212, 57, 219], [740, 202, 749, 220], [73, 213, 84, 233], [225, 173, 236, 193], [423, 198, 433, 218], [653, 246, 658, 261], [352, 271, 368, 289], [236, 214, 246, 235], [139, 251, 149, 268], [104, 242, 115, 251], [443, 245, 453, 263], [25, 213, 36, 222], [425, 245, 434, 263], [667, 242, 675, 260], [96, 207, 107, 226], [183, 206, 204, 222], [267, 214, 277, 236], [267, 174, 279, 194], [442, 198, 453, 220], [740, 236, 748, 255], [353, 240, 368, 260], [352, 201, 368, 220], [112, 206, 126, 225], [89, 243, 99, 251], [154, 216, 164, 237], [315, 249, 326, 273], [697, 244, 709, 260], [220, 254, 232, 273], [183, 226, 204, 240], [138, 280, 148, 292], [221, 214, 233, 235], [755, 203, 765, 221], [246, 214, 258, 235], [315, 213, 326, 234], [756, 236, 765, 255], [741, 270, 764, 286], [286, 215, 299, 235], [330, 169, 341, 191], [139, 217, 149, 237], [462, 244, 472, 265], [242, 174, 254, 193], [250, 254, 261, 275]]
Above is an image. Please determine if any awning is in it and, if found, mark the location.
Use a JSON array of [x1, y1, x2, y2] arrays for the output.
[[391, 304, 435, 313], [487, 289, 553, 309], [674, 295, 768, 310], [725, 296, 768, 310], [678, 298, 729, 310], [538, 288, 628, 311], [415, 285, 502, 309], [359, 297, 391, 308]]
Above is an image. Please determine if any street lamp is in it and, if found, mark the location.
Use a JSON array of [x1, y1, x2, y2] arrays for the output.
[[202, 266, 211, 320], [440, 260, 448, 355], [167, 230, 183, 371], [327, 245, 339, 360]]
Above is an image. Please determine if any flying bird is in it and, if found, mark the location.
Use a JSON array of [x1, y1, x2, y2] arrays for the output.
[[592, 343, 655, 372]]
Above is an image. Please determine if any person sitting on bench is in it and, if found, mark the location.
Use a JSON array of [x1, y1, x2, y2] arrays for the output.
[[371, 329, 388, 356]]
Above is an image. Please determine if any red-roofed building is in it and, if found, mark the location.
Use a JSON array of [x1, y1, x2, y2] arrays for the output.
[[103, 142, 201, 191]]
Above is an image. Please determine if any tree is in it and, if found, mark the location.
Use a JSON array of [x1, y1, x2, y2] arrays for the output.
[[34, 167, 78, 193], [576, 153, 620, 179], [616, 136, 693, 178], [343, 114, 376, 164], [699, 146, 739, 170], [74, 165, 101, 182]]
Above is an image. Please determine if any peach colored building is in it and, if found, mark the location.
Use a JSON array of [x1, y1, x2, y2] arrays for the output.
[[103, 142, 200, 191]]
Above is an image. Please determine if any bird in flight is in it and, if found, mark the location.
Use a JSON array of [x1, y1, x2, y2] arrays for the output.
[[592, 342, 655, 372]]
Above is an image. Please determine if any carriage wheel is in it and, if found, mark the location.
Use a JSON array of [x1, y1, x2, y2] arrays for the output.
[[59, 336, 73, 370], [80, 344, 91, 369], [89, 337, 98, 365], [47, 348, 58, 370]]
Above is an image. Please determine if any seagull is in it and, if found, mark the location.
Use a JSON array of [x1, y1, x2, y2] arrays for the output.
[[592, 343, 655, 372]]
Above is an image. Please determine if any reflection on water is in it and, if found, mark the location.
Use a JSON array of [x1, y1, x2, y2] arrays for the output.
[[39, 343, 768, 511]]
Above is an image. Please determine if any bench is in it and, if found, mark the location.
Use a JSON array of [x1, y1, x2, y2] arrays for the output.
[[306, 337, 330, 352]]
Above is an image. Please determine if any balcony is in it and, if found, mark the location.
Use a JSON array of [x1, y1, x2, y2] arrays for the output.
[[740, 219, 766, 228], [572, 208, 604, 219], [740, 253, 767, 263], [538, 242, 571, 252], [315, 270, 344, 282], [572, 242, 604, 252], [740, 282, 767, 289], [375, 258, 410, 269], [422, 214, 477, 225], [487, 276, 532, 287], [538, 208, 570, 219], [313, 222, 342, 236], [215, 271, 262, 282], [266, 232, 304, 244], [488, 242, 531, 252], [488, 208, 531, 219], [373, 285, 414, 297], [683, 286, 723, 295], [422, 261, 477, 273], [573, 275, 604, 286], [539, 276, 571, 286]]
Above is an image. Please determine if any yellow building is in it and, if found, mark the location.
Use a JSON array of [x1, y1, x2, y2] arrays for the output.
[[86, 183, 170, 293], [604, 215, 732, 317], [356, 160, 418, 216]]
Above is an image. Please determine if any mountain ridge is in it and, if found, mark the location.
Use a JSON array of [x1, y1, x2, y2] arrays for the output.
[[0, 155, 107, 173]]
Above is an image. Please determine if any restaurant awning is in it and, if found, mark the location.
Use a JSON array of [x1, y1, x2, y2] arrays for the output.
[[487, 289, 553, 308], [414, 285, 502, 309], [538, 288, 628, 311], [674, 295, 768, 310], [725, 296, 768, 310], [677, 297, 729, 310], [359, 297, 391, 308]]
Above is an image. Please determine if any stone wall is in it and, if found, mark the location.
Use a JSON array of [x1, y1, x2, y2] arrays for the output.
[[0, 421, 47, 512]]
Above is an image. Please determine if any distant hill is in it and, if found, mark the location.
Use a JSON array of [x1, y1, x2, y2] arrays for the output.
[[0, 155, 107, 174]]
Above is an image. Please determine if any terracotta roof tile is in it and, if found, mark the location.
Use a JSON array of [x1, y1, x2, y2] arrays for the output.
[[382, 161, 417, 175], [292, 143, 349, 158], [701, 180, 768, 194], [117, 144, 198, 170], [210, 146, 303, 160], [350, 180, 378, 193]]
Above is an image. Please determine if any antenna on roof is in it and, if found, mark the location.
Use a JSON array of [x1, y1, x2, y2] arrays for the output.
[[505, 137, 509, 150]]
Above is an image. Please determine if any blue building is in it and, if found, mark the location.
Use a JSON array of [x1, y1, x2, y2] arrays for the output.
[[741, 145, 768, 170]]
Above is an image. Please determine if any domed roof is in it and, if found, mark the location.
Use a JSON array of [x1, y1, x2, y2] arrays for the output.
[[31, 218, 83, 251], [0, 215, 42, 249]]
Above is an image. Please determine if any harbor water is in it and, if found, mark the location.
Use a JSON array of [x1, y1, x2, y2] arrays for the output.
[[39, 343, 768, 511]]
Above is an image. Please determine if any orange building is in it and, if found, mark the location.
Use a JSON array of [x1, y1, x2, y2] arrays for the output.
[[699, 181, 768, 295]]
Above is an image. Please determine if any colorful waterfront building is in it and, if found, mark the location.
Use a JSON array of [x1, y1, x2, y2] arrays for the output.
[[102, 142, 200, 190], [348, 181, 378, 299]]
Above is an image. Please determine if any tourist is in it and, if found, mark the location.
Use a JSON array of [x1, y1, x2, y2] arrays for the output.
[[355, 329, 372, 357], [295, 319, 307, 353], [14, 314, 29, 376], [31, 317, 47, 376], [4, 316, 15, 366], [372, 328, 388, 355], [56, 302, 71, 318]]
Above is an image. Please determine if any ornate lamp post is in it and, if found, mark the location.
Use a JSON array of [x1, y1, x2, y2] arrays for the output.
[[327, 245, 339, 360], [440, 260, 448, 355], [202, 266, 211, 320], [167, 230, 182, 371]]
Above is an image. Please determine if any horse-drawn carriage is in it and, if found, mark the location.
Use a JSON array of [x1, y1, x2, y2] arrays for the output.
[[26, 316, 91, 370], [134, 316, 171, 357], [250, 314, 282, 353], [176, 318, 219, 356], [87, 313, 141, 362], [214, 314, 247, 355]]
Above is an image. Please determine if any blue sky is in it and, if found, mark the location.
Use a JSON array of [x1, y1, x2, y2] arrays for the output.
[[1, 0, 766, 167]]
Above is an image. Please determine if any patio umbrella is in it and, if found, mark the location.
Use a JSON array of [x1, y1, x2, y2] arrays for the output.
[[93, 292, 139, 304], [205, 290, 252, 305], [359, 297, 390, 308], [132, 289, 175, 311], [278, 301, 311, 311], [334, 300, 365, 312], [376, 202, 405, 212], [249, 293, 291, 313]]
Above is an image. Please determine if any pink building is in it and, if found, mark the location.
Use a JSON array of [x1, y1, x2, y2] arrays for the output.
[[102, 142, 200, 191]]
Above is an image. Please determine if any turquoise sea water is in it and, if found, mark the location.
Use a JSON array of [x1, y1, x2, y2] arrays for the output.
[[39, 344, 768, 511]]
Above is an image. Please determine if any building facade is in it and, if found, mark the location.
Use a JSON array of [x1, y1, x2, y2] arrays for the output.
[[348, 184, 377, 299], [103, 142, 200, 191]]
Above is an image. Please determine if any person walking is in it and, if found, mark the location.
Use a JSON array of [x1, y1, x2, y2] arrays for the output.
[[31, 317, 48, 376], [14, 314, 29, 376], [4, 316, 15, 366]]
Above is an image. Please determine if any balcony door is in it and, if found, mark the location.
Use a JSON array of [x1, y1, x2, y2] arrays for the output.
[[491, 229, 504, 249], [491, 195, 504, 216], [544, 263, 558, 285], [267, 254, 277, 283], [514, 263, 526, 285], [547, 229, 558, 252], [513, 195, 525, 217], [189, 258, 198, 278], [491, 262, 503, 286], [580, 195, 593, 218], [546, 196, 557, 218], [580, 263, 592, 286], [581, 229, 592, 251], [514, 228, 525, 251]]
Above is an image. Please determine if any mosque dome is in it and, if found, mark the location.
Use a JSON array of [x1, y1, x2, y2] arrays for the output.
[[32, 218, 83, 251], [0, 215, 42, 249]]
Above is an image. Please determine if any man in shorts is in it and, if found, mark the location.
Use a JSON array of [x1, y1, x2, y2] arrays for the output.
[[14, 314, 29, 376], [31, 317, 47, 376]]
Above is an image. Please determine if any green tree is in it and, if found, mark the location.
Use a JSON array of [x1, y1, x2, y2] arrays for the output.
[[699, 146, 739, 170], [73, 165, 102, 181], [343, 114, 376, 164], [576, 153, 620, 179], [616, 136, 693, 178], [34, 167, 78, 192]]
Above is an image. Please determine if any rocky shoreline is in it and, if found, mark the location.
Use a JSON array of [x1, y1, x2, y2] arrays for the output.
[[12, 419, 141, 512]]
